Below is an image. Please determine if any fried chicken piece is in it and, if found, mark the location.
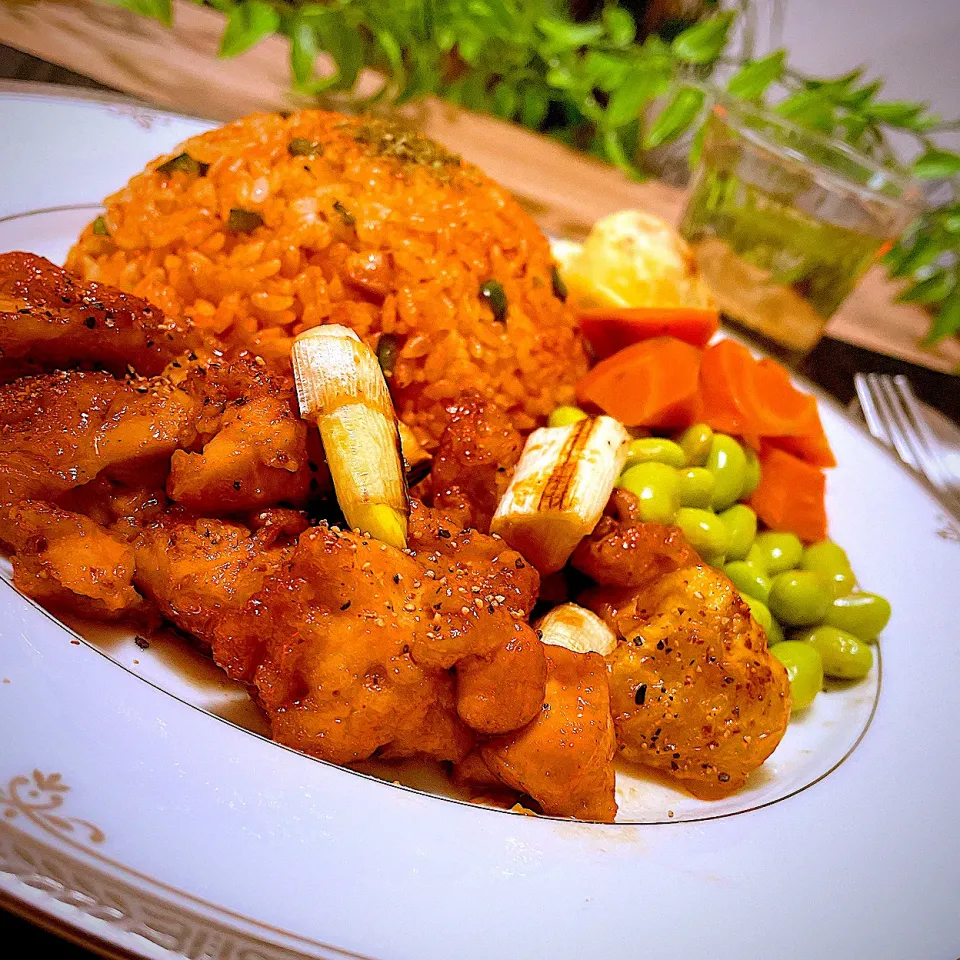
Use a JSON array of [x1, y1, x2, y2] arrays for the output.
[[455, 621, 547, 735], [164, 354, 330, 513], [571, 488, 697, 588], [61, 475, 170, 542], [482, 645, 617, 822], [589, 564, 791, 800], [133, 514, 298, 654], [213, 523, 473, 765], [0, 500, 150, 621], [429, 396, 523, 531], [407, 502, 541, 669], [167, 394, 324, 512], [0, 370, 199, 503], [0, 252, 196, 382]]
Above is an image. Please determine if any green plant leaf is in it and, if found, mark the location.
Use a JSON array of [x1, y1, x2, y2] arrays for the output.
[[491, 81, 517, 119], [106, 0, 172, 26], [887, 235, 944, 277], [865, 100, 925, 125], [776, 88, 835, 131], [290, 17, 318, 87], [520, 85, 549, 128], [536, 17, 606, 52], [726, 51, 785, 100], [601, 127, 633, 172], [219, 0, 280, 58], [604, 65, 662, 129], [922, 287, 960, 345], [602, 6, 635, 48], [644, 86, 705, 148], [671, 11, 735, 65], [912, 149, 960, 179], [582, 50, 629, 91], [896, 269, 953, 305]]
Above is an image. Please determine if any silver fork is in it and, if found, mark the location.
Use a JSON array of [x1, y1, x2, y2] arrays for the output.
[[854, 372, 960, 520]]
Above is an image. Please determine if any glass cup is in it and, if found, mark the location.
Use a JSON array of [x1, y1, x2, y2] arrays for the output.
[[679, 100, 923, 361]]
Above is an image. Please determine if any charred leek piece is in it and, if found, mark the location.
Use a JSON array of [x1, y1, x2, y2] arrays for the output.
[[292, 325, 409, 548], [536, 603, 617, 657], [491, 416, 629, 574]]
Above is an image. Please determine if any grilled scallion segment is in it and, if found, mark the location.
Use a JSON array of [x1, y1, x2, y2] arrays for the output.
[[292, 325, 409, 548], [491, 415, 629, 574], [536, 603, 617, 656]]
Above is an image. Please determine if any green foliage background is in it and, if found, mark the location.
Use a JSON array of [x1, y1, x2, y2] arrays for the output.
[[109, 0, 960, 344]]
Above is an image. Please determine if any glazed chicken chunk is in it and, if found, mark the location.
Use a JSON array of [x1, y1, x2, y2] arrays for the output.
[[577, 490, 791, 798], [0, 251, 197, 381]]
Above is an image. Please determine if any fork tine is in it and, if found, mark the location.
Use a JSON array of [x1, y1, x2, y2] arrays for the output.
[[868, 374, 922, 471], [892, 376, 960, 510], [854, 373, 894, 448]]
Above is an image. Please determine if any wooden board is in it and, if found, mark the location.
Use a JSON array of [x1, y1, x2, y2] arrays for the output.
[[2, 0, 958, 374]]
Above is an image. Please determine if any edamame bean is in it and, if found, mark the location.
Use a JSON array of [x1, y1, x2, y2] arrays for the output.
[[706, 434, 748, 511], [625, 437, 687, 469], [677, 423, 713, 467], [724, 561, 772, 603], [719, 504, 757, 560], [768, 570, 831, 627], [742, 446, 761, 497], [771, 641, 823, 710], [742, 594, 772, 633], [677, 467, 715, 508], [547, 405, 588, 428], [824, 592, 891, 641], [795, 625, 873, 680], [674, 507, 731, 561], [618, 462, 679, 524], [800, 541, 857, 599], [753, 531, 803, 575], [745, 542, 768, 571]]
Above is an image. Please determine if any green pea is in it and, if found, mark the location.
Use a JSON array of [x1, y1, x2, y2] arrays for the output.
[[548, 405, 588, 428], [772, 641, 823, 710], [824, 592, 891, 641], [719, 504, 757, 560], [724, 561, 771, 603], [625, 437, 687, 469], [677, 423, 713, 467], [674, 507, 730, 561], [795, 625, 873, 680], [753, 531, 803, 575], [768, 570, 831, 627], [618, 462, 679, 524], [800, 541, 857, 599], [677, 467, 715, 508], [766, 615, 785, 646], [741, 446, 761, 497], [706, 434, 748, 511], [745, 542, 768, 571], [742, 594, 773, 633]]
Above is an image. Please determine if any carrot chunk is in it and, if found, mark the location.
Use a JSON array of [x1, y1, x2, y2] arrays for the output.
[[576, 337, 701, 430], [748, 446, 828, 543], [579, 307, 720, 358]]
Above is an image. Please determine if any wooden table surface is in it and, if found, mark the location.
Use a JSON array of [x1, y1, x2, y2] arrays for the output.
[[0, 30, 958, 960]]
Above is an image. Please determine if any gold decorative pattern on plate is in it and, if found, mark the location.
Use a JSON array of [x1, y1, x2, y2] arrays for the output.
[[0, 771, 105, 845]]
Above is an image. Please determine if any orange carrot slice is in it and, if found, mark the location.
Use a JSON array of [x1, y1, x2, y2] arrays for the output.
[[579, 307, 720, 358], [576, 336, 701, 430], [749, 446, 828, 543]]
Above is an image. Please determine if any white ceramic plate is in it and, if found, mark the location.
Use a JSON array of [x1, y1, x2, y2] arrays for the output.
[[2, 84, 960, 960]]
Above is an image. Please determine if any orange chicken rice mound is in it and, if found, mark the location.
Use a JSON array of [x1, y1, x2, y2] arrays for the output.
[[67, 111, 589, 446]]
